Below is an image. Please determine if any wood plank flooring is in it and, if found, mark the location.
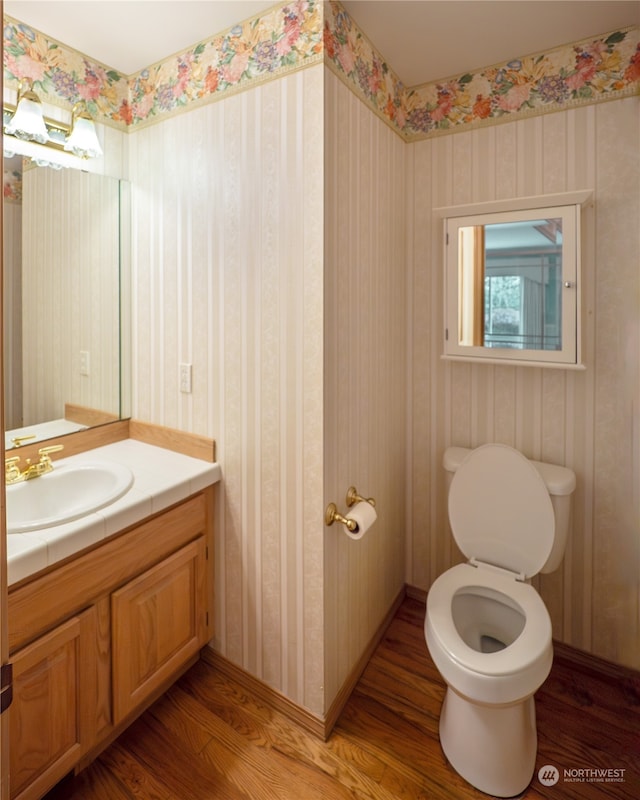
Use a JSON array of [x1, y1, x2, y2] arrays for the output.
[[45, 597, 639, 800]]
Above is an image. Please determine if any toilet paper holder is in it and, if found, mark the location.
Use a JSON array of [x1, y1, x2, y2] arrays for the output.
[[324, 503, 358, 531], [325, 486, 376, 531], [346, 486, 376, 508]]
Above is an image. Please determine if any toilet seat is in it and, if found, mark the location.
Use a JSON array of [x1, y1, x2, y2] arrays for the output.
[[427, 563, 552, 677], [449, 443, 555, 578]]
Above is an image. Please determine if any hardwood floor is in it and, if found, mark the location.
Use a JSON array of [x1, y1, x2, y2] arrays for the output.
[[45, 597, 639, 800]]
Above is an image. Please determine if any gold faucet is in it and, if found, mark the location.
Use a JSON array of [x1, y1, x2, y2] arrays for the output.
[[5, 445, 65, 485]]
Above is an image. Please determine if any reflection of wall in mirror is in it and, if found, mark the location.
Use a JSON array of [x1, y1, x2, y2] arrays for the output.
[[458, 226, 484, 346], [19, 168, 121, 428], [3, 156, 23, 429]]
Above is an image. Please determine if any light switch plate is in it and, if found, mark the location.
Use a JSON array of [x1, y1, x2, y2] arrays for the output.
[[180, 362, 192, 393]]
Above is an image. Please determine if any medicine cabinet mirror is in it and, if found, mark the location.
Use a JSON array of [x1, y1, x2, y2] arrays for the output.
[[437, 191, 592, 368], [3, 161, 131, 450]]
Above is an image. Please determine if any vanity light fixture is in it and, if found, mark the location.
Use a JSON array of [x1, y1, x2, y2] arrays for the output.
[[4, 79, 49, 143], [3, 79, 103, 164], [64, 101, 103, 158]]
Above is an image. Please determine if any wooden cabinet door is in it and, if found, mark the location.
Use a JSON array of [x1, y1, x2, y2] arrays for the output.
[[111, 537, 207, 722], [9, 609, 96, 800]]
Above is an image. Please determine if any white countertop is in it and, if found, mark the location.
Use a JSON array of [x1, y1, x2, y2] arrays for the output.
[[6, 439, 222, 586]]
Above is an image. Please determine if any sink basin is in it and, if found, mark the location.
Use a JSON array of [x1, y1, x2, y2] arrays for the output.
[[6, 461, 134, 534]]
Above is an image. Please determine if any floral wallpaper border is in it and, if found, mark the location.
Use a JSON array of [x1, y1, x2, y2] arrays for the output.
[[3, 15, 130, 126], [3, 1, 324, 131], [125, 0, 323, 127], [323, 1, 640, 141], [402, 29, 640, 139], [3, 0, 640, 143]]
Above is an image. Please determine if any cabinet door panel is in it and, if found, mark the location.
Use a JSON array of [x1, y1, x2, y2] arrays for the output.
[[111, 538, 206, 722], [10, 610, 96, 800]]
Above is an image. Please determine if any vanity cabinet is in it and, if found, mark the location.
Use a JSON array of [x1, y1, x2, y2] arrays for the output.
[[7, 487, 214, 800]]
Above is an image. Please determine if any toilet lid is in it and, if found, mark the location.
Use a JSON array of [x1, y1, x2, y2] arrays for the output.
[[448, 444, 555, 578]]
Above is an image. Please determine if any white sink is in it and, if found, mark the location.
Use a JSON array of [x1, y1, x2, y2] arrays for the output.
[[6, 461, 134, 534]]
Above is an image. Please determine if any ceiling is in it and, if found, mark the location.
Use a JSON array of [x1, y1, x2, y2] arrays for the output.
[[5, 0, 640, 83]]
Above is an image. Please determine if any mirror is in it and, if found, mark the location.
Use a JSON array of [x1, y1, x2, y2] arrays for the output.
[[439, 191, 591, 368], [459, 216, 565, 350], [3, 162, 130, 449]]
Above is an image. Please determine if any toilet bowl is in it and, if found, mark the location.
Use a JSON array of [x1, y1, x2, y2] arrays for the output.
[[424, 444, 575, 797]]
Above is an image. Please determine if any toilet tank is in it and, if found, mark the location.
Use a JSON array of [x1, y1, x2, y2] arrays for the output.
[[443, 446, 576, 574]]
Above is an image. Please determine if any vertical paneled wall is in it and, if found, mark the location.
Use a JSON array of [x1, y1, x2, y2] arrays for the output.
[[323, 70, 407, 709], [128, 63, 409, 716], [128, 66, 327, 715], [407, 96, 640, 669]]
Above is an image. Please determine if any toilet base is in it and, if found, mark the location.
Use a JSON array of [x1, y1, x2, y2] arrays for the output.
[[439, 686, 537, 797]]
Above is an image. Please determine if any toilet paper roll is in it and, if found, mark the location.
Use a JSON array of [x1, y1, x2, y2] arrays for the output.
[[345, 500, 377, 540]]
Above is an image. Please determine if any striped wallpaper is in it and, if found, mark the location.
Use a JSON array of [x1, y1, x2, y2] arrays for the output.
[[128, 65, 328, 714], [127, 64, 408, 716], [324, 69, 407, 708]]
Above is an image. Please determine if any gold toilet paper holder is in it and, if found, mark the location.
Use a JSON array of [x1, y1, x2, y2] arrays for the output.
[[346, 486, 376, 508], [324, 503, 357, 531], [325, 486, 376, 531]]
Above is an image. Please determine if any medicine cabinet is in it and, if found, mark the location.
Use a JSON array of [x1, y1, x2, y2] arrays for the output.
[[436, 191, 592, 368]]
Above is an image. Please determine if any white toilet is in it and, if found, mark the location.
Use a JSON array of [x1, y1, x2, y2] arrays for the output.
[[425, 443, 576, 797]]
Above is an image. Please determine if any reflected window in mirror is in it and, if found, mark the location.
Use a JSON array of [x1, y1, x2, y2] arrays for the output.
[[438, 192, 592, 368]]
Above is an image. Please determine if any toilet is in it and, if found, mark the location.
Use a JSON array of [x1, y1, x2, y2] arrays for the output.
[[424, 443, 576, 797]]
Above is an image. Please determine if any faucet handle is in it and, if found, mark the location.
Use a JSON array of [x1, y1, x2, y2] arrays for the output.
[[38, 444, 64, 456], [5, 456, 22, 483], [37, 444, 64, 464]]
